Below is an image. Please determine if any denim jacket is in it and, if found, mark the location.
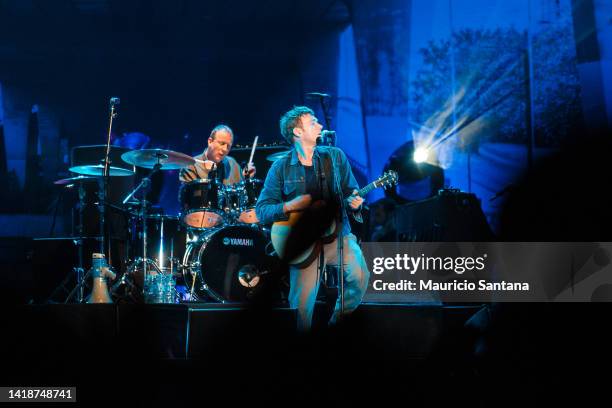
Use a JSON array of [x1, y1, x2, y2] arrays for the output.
[[255, 146, 362, 236]]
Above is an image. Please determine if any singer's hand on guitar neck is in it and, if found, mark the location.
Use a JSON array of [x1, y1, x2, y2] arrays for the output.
[[283, 194, 313, 214]]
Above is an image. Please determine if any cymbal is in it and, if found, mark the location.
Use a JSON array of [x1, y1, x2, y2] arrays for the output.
[[266, 150, 290, 162], [121, 149, 195, 170], [69, 164, 135, 177], [54, 175, 97, 185]]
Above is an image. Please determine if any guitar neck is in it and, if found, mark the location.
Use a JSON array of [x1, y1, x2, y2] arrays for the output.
[[357, 181, 379, 197]]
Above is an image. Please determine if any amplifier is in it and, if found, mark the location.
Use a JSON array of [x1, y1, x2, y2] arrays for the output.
[[393, 190, 494, 241]]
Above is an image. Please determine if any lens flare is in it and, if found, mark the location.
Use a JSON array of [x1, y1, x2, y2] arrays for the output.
[[413, 147, 429, 163]]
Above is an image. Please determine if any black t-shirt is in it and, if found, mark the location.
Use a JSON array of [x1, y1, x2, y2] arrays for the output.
[[303, 164, 322, 202]]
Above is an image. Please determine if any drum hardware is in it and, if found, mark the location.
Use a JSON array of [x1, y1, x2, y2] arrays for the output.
[[112, 256, 183, 303], [60, 138, 281, 304], [112, 149, 195, 303], [183, 260, 226, 303], [62, 267, 88, 304], [51, 174, 99, 238], [62, 171, 94, 303], [121, 156, 165, 269]]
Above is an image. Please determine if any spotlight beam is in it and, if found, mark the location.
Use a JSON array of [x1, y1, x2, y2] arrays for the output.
[[428, 85, 521, 151]]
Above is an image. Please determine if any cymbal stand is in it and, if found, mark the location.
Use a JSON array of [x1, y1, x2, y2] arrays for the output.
[[61, 182, 92, 303], [122, 160, 163, 287]]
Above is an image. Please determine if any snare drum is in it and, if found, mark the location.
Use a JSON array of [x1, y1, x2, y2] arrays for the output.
[[179, 179, 224, 229], [238, 178, 263, 223]]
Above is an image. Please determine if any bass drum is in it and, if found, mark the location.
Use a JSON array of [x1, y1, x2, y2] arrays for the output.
[[182, 225, 285, 303]]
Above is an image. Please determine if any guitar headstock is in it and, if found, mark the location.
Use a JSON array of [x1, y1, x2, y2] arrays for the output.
[[374, 170, 398, 190]]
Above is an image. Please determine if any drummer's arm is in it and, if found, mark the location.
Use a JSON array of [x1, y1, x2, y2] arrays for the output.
[[255, 160, 289, 224], [179, 166, 198, 183]]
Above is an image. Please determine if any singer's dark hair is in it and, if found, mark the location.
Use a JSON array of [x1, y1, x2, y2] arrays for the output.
[[209, 124, 234, 141], [279, 106, 314, 145]]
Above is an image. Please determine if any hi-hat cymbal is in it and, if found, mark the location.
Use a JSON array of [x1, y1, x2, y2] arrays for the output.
[[121, 149, 195, 170], [69, 164, 135, 177], [54, 175, 97, 185], [266, 151, 290, 162]]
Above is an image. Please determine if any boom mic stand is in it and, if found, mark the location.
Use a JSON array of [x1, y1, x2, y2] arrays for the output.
[[65, 98, 119, 303], [331, 154, 346, 319], [319, 95, 332, 132], [101, 97, 120, 257], [307, 92, 345, 317], [306, 92, 332, 132]]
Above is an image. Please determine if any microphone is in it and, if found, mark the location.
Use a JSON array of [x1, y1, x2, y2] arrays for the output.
[[317, 130, 336, 146], [305, 92, 331, 99], [238, 265, 261, 288], [109, 97, 120, 107]]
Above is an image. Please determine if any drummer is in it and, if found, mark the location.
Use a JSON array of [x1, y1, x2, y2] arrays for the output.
[[179, 124, 255, 184]]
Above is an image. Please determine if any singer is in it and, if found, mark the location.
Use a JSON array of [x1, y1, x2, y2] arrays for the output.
[[256, 106, 370, 331]]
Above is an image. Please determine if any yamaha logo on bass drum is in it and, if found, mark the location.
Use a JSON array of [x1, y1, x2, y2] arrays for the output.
[[222, 237, 254, 247]]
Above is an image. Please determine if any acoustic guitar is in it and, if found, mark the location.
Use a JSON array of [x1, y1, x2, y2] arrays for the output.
[[270, 170, 398, 267]]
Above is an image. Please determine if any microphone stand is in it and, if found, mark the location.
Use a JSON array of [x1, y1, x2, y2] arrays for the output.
[[307, 92, 333, 144], [318, 95, 332, 132], [68, 98, 118, 304], [101, 98, 119, 258], [331, 152, 346, 320], [312, 92, 343, 317]]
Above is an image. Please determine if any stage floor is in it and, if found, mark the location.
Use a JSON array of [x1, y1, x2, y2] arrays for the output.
[[3, 302, 609, 405]]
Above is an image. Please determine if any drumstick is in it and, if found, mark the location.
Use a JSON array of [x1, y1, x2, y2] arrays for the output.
[[247, 136, 258, 168]]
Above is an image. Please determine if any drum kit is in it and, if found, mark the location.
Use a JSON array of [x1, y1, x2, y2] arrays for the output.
[[63, 146, 287, 304]]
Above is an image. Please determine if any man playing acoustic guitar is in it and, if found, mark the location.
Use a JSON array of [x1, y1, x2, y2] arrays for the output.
[[256, 106, 370, 331]]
